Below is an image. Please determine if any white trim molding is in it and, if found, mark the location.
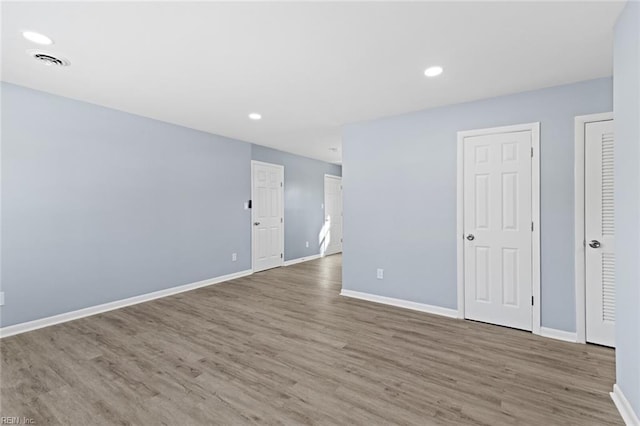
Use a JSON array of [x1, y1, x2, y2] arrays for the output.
[[611, 384, 640, 426], [574, 112, 614, 344], [456, 122, 541, 334], [324, 173, 342, 180], [539, 327, 578, 343], [0, 269, 253, 338], [340, 289, 458, 318], [283, 254, 322, 266]]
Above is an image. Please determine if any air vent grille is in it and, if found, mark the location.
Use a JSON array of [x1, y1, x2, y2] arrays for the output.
[[28, 50, 70, 67]]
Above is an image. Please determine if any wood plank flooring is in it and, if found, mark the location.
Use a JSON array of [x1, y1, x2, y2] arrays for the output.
[[1, 254, 621, 425]]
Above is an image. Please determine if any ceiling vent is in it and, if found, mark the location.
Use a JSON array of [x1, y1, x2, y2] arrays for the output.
[[28, 50, 70, 67]]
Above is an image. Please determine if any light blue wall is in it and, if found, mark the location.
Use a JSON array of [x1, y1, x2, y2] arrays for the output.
[[0, 83, 342, 328], [1, 82, 253, 327], [251, 145, 342, 261], [342, 78, 612, 332], [614, 0, 640, 416]]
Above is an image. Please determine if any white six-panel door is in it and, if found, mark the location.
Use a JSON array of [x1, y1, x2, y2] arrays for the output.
[[585, 120, 615, 347], [323, 175, 343, 255], [463, 129, 533, 331], [252, 161, 284, 272]]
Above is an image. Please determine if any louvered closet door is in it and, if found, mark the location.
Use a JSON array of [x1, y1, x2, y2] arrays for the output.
[[585, 120, 615, 347]]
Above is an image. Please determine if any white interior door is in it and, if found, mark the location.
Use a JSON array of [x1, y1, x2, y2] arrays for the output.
[[585, 120, 615, 347], [252, 161, 284, 272], [463, 130, 533, 331], [323, 175, 343, 255]]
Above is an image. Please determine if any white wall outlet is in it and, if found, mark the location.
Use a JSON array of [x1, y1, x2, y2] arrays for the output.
[[243, 201, 249, 210], [0, 292, 4, 306], [305, 241, 309, 248], [376, 269, 384, 279], [232, 253, 237, 262], [321, 203, 324, 209]]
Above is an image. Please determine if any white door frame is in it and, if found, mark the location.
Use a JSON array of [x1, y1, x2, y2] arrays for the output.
[[456, 122, 541, 335], [323, 174, 343, 256], [574, 112, 614, 344], [251, 160, 285, 272]]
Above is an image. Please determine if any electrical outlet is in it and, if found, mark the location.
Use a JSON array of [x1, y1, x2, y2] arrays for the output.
[[232, 253, 237, 262], [305, 241, 309, 248], [376, 269, 384, 279], [0, 292, 4, 306]]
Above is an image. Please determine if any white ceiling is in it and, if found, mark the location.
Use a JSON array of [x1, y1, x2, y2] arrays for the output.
[[1, 1, 625, 163]]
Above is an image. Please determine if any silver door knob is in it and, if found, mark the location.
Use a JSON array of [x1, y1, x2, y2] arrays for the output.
[[254, 222, 260, 226], [466, 234, 475, 241], [589, 240, 601, 248]]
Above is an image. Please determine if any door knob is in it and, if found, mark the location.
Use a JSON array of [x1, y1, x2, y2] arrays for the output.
[[589, 240, 601, 248], [254, 222, 260, 226], [466, 234, 475, 241]]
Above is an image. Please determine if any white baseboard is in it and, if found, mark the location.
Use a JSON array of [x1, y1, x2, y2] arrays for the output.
[[539, 326, 578, 343], [340, 289, 458, 318], [0, 269, 253, 339], [611, 384, 640, 426], [283, 254, 322, 266]]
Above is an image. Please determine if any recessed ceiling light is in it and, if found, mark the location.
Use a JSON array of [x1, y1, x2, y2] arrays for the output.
[[22, 31, 53, 45], [424, 66, 443, 77], [249, 113, 262, 120]]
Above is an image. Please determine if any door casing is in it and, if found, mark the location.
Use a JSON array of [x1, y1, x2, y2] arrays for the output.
[[456, 122, 541, 335], [574, 112, 614, 344], [251, 160, 285, 272]]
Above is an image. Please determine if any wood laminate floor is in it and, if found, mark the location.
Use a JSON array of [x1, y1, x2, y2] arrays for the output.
[[1, 255, 621, 425]]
